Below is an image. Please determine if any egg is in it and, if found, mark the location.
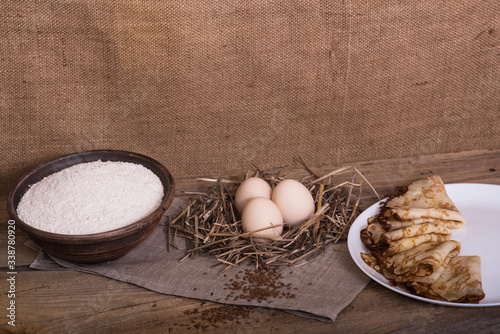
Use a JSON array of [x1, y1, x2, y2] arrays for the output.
[[271, 179, 315, 227], [234, 177, 273, 214], [241, 197, 283, 239]]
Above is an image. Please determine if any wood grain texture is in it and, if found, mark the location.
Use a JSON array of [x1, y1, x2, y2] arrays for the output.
[[2, 149, 500, 333]]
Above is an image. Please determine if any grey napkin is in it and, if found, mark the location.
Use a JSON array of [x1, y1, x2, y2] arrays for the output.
[[29, 198, 370, 322]]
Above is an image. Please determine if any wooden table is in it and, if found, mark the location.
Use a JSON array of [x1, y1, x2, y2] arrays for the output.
[[2, 150, 500, 333]]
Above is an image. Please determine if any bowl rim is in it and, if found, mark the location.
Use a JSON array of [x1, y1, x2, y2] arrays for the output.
[[7, 149, 175, 244]]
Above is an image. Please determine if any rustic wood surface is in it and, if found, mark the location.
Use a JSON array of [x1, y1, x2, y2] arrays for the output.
[[2, 149, 500, 333]]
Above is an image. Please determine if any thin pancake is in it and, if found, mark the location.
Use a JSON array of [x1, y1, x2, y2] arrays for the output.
[[421, 256, 485, 303], [361, 218, 451, 248], [383, 217, 465, 230], [384, 175, 466, 226], [359, 175, 483, 303], [411, 253, 454, 287], [378, 233, 451, 257], [391, 240, 461, 282], [382, 223, 451, 242], [386, 207, 465, 225]]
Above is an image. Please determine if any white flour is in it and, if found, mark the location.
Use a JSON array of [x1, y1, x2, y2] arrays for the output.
[[17, 160, 164, 235]]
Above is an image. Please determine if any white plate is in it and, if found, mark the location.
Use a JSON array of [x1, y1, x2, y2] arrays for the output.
[[347, 183, 500, 307]]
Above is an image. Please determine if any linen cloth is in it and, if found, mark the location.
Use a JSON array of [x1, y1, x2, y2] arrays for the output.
[[29, 198, 370, 322]]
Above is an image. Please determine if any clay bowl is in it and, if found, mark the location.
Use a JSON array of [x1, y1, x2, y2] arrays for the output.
[[7, 149, 175, 264]]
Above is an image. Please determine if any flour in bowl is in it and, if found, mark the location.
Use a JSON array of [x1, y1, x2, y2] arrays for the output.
[[16, 160, 164, 234]]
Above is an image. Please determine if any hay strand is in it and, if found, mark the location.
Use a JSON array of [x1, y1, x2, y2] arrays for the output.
[[169, 165, 376, 270]]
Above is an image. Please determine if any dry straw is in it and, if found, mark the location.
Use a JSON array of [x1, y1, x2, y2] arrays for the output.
[[169, 163, 378, 272]]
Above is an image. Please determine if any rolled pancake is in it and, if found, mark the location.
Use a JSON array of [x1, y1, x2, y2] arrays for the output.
[[384, 217, 465, 230], [360, 252, 396, 281], [411, 253, 454, 287], [383, 223, 451, 242], [361, 218, 385, 245], [361, 219, 451, 251], [420, 256, 485, 303], [390, 240, 461, 281], [359, 175, 484, 303], [387, 208, 465, 225], [380, 233, 451, 257], [384, 175, 466, 226]]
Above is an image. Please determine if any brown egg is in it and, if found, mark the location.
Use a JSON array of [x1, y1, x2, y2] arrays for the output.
[[241, 197, 283, 239], [234, 177, 272, 214], [272, 179, 315, 227]]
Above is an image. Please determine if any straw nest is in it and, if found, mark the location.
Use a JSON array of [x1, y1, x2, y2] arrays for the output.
[[168, 163, 378, 272]]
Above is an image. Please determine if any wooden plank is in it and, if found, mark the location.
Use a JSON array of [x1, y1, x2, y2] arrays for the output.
[[3, 270, 500, 333], [336, 281, 500, 333], [175, 149, 500, 209], [3, 270, 331, 334], [2, 149, 500, 333]]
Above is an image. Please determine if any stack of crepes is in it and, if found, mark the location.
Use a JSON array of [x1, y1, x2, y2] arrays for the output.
[[360, 175, 485, 303]]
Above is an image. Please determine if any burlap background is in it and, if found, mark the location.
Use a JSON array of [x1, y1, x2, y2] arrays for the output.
[[1, 1, 499, 196]]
